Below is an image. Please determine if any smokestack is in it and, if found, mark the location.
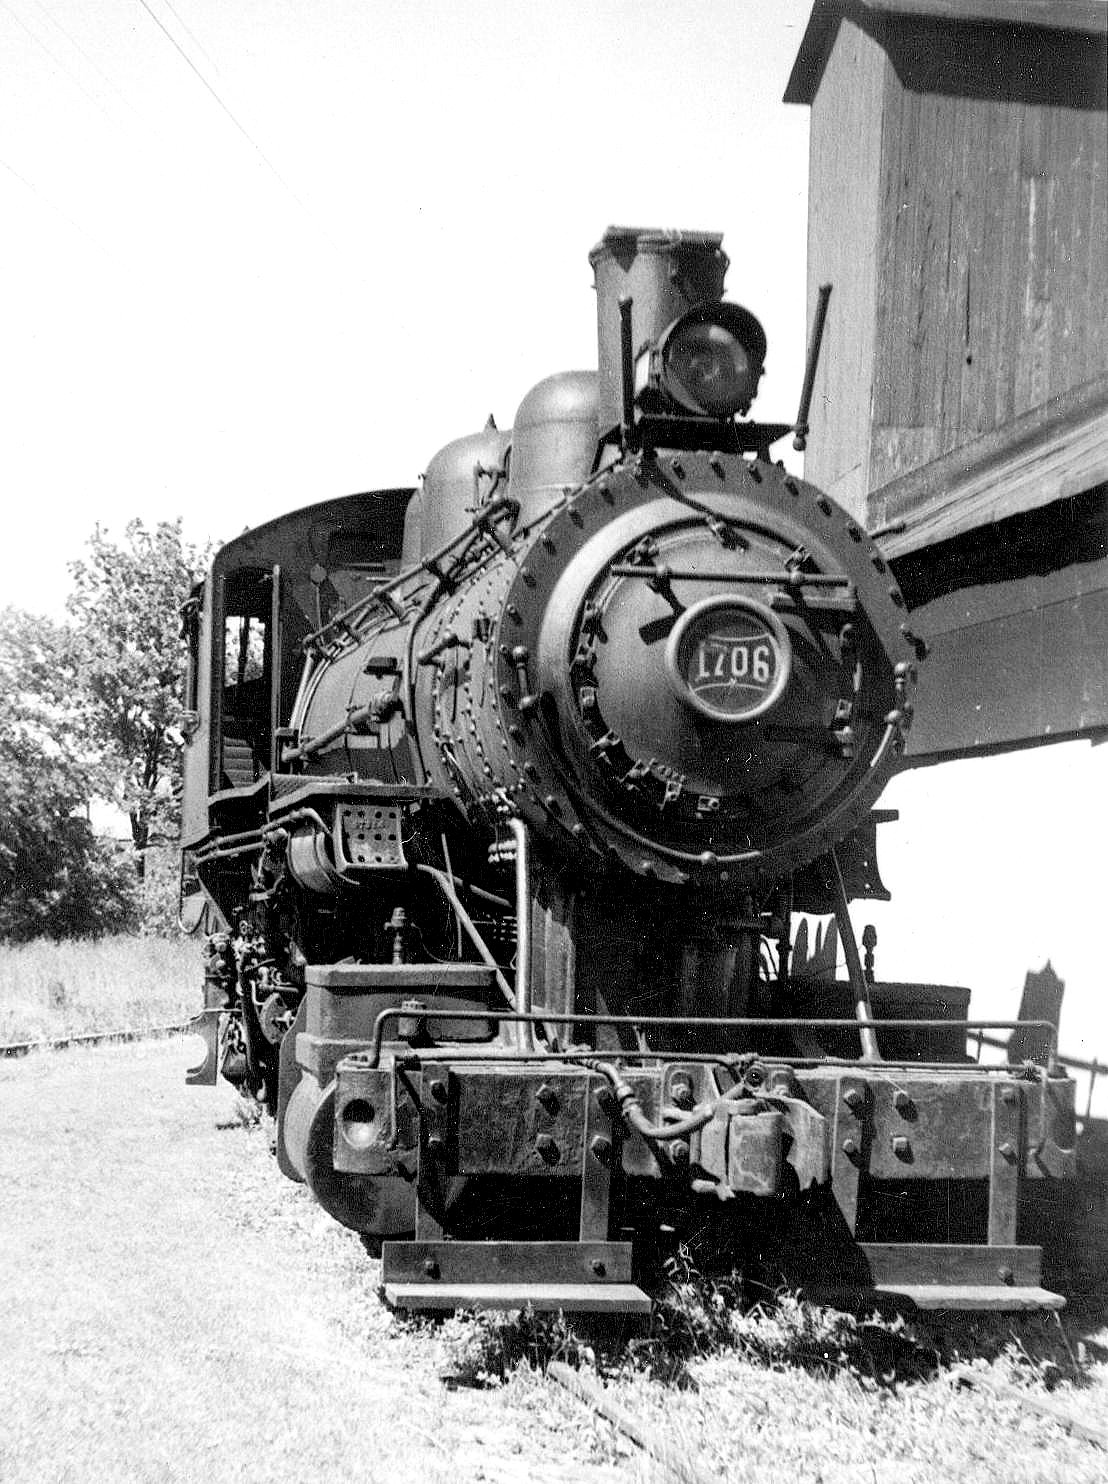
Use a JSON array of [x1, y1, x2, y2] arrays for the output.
[[588, 226, 729, 438]]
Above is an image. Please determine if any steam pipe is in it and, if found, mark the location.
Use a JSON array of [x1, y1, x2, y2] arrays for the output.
[[827, 846, 881, 1061], [507, 817, 536, 1052], [305, 494, 516, 653], [414, 864, 516, 1010]]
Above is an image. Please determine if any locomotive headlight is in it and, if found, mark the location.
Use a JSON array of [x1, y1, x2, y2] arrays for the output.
[[654, 302, 767, 419]]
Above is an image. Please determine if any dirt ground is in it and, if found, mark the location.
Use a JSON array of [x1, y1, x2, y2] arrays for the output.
[[2, 1039, 1104, 1484]]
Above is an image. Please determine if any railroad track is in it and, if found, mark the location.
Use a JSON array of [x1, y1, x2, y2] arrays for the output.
[[548, 1362, 716, 1484], [1, 1020, 194, 1059]]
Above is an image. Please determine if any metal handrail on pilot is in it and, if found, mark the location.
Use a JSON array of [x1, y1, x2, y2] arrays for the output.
[[974, 1029, 1105, 1120], [361, 1006, 1059, 1071]]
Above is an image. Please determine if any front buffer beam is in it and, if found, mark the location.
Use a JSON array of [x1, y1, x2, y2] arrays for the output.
[[328, 1053, 1074, 1314]]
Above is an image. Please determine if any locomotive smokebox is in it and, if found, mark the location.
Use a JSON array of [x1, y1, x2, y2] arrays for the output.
[[589, 226, 729, 437]]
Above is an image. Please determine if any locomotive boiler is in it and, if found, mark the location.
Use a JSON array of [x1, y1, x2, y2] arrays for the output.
[[181, 227, 1075, 1313]]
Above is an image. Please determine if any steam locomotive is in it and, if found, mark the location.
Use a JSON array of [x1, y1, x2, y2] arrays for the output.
[[181, 227, 1074, 1313]]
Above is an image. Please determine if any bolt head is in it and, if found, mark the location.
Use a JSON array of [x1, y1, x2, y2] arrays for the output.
[[893, 1090, 913, 1114], [998, 1140, 1017, 1162], [671, 1079, 695, 1110], [423, 1258, 440, 1279], [670, 1140, 690, 1166], [842, 1137, 859, 1157], [428, 1078, 448, 1104], [843, 1087, 864, 1112], [891, 1135, 911, 1158], [590, 1134, 613, 1163], [590, 1259, 606, 1277], [997, 1266, 1014, 1285], [426, 1133, 446, 1155], [536, 1084, 560, 1114], [535, 1133, 560, 1165]]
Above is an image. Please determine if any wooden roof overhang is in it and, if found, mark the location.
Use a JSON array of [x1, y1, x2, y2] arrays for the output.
[[785, 1, 1108, 106], [874, 375, 1108, 760]]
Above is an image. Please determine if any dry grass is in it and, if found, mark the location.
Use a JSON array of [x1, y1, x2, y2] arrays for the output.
[[3, 1036, 1106, 1484], [0, 933, 199, 1044], [0, 1040, 631, 1484], [4, 1018, 1104, 1482], [435, 1261, 1108, 1483]]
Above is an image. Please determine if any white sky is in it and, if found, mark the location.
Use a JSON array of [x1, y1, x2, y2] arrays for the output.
[[1, 0, 813, 614]]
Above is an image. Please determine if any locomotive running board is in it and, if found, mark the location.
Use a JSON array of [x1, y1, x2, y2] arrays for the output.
[[381, 1240, 651, 1315]]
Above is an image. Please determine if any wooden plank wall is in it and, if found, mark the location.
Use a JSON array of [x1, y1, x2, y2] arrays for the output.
[[868, 18, 1108, 495], [801, 18, 889, 523]]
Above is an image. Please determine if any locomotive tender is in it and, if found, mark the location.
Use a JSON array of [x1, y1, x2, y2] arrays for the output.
[[182, 227, 1075, 1313]]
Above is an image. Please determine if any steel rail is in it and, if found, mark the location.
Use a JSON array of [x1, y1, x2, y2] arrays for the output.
[[1, 1020, 194, 1059], [548, 1361, 716, 1484]]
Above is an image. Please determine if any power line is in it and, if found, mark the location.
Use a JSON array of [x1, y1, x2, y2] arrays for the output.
[[25, 0, 154, 130], [133, 0, 336, 250], [159, 0, 221, 73], [1, 0, 133, 134], [0, 154, 114, 259]]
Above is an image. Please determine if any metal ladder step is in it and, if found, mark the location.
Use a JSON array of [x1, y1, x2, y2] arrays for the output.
[[383, 1281, 652, 1314]]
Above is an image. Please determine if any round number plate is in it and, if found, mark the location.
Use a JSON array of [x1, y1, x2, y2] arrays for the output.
[[665, 596, 791, 722]]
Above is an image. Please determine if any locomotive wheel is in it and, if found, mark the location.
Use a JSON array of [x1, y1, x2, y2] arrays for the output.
[[275, 998, 308, 1182], [303, 1082, 417, 1237]]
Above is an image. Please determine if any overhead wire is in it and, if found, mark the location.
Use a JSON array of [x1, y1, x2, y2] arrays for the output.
[[132, 0, 338, 250], [0, 154, 115, 259], [1, 0, 135, 131], [158, 0, 220, 72], [23, 0, 155, 130]]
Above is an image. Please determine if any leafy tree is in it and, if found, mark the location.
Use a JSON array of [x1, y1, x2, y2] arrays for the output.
[[0, 607, 138, 939], [66, 519, 209, 876]]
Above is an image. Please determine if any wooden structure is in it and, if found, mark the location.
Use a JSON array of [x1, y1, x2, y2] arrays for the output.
[[786, 1, 1108, 758]]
